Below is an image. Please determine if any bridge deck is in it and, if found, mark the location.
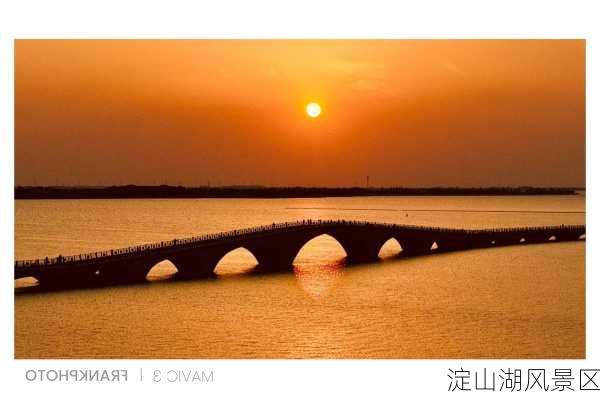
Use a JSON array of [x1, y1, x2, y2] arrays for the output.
[[15, 219, 585, 269]]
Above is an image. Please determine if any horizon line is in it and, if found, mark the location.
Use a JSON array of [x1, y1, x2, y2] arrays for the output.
[[14, 184, 587, 189]]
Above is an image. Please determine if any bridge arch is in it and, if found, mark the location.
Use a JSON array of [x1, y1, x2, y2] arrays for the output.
[[292, 233, 348, 267], [15, 276, 40, 289], [146, 259, 179, 282], [214, 247, 259, 276], [378, 238, 403, 259]]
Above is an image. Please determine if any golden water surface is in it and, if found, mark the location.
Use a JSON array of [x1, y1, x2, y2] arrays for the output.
[[14, 195, 585, 358]]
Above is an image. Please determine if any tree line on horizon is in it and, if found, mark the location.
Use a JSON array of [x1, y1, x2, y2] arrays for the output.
[[14, 185, 581, 199]]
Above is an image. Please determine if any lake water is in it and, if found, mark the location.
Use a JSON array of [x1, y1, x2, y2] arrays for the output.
[[14, 195, 585, 358]]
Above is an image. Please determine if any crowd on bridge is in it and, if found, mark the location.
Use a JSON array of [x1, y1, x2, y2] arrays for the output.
[[15, 219, 582, 268]]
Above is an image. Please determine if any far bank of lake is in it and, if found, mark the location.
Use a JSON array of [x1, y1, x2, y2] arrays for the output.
[[14, 185, 583, 200]]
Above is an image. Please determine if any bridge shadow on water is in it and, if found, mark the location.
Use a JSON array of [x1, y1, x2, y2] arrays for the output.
[[14, 238, 583, 296]]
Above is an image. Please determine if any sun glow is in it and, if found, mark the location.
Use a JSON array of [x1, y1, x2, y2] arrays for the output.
[[306, 102, 322, 118]]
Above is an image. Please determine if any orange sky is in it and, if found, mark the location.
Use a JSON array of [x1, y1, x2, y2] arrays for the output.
[[15, 40, 585, 187]]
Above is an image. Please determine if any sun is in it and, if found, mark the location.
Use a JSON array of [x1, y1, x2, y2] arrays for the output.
[[306, 102, 322, 118]]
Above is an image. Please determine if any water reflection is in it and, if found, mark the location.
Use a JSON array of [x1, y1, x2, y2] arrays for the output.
[[14, 196, 586, 358], [294, 261, 344, 300]]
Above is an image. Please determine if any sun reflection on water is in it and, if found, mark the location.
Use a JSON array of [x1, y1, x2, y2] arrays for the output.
[[294, 261, 345, 300]]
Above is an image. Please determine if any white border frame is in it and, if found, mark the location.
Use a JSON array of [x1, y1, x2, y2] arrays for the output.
[[1, 1, 597, 398]]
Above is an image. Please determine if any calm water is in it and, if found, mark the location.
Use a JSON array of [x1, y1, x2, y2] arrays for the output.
[[14, 195, 585, 358]]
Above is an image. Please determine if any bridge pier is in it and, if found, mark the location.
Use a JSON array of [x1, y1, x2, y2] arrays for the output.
[[96, 258, 155, 285], [520, 232, 552, 244], [435, 236, 471, 252], [250, 243, 300, 273], [35, 265, 101, 288], [490, 233, 522, 247], [555, 231, 585, 242], [171, 251, 219, 279], [340, 240, 383, 264], [399, 237, 434, 257], [466, 234, 496, 249], [331, 230, 388, 264]]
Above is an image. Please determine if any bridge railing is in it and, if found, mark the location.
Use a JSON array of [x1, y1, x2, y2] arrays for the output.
[[14, 220, 319, 267], [14, 219, 585, 267]]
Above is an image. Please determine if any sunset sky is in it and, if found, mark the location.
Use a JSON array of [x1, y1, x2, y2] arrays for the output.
[[15, 40, 585, 187]]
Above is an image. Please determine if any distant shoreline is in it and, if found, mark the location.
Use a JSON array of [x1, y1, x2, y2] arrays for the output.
[[14, 185, 584, 200]]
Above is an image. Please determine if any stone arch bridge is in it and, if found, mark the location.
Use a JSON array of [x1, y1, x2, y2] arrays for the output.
[[15, 220, 585, 289]]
